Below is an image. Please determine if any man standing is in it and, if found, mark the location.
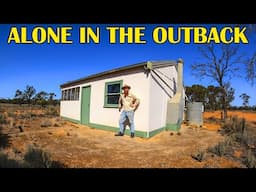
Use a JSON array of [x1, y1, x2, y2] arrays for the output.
[[115, 84, 140, 138]]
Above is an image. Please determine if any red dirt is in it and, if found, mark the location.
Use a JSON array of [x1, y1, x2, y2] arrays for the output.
[[204, 110, 256, 122], [2, 105, 254, 168]]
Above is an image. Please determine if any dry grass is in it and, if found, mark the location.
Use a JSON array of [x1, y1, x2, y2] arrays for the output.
[[204, 110, 256, 122], [1, 104, 256, 168]]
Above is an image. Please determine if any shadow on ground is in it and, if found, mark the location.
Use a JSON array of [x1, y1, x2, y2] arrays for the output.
[[0, 126, 11, 149]]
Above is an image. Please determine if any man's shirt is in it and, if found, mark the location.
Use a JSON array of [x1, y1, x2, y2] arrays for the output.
[[118, 92, 140, 111]]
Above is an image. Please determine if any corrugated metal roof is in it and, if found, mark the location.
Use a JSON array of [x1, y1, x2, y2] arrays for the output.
[[60, 60, 177, 88]]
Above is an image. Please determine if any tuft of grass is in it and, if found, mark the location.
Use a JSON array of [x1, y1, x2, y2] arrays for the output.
[[208, 142, 228, 157], [24, 146, 65, 168], [243, 150, 256, 168], [45, 106, 59, 116], [18, 113, 31, 119], [0, 114, 7, 124], [0, 108, 4, 113], [24, 146, 53, 168], [221, 116, 247, 136], [191, 150, 205, 162], [0, 152, 25, 168], [7, 112, 16, 118], [0, 146, 66, 168], [40, 120, 52, 128], [207, 116, 218, 122], [53, 123, 59, 127], [31, 113, 37, 117]]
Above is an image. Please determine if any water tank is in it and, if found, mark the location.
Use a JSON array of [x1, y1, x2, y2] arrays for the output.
[[186, 102, 203, 126]]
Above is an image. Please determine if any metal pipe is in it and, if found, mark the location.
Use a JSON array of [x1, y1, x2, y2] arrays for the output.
[[151, 69, 176, 94], [177, 58, 184, 94]]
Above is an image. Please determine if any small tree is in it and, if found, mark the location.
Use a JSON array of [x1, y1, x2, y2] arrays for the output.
[[14, 89, 24, 105], [23, 85, 36, 105], [48, 93, 56, 105], [34, 91, 49, 107], [245, 24, 256, 85], [226, 86, 235, 109], [185, 84, 207, 102], [239, 93, 250, 108], [192, 44, 242, 120], [206, 85, 222, 110]]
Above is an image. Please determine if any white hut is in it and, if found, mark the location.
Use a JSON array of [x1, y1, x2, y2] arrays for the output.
[[60, 59, 184, 138]]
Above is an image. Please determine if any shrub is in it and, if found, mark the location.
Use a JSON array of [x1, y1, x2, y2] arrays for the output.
[[7, 112, 16, 118], [207, 116, 218, 122], [40, 120, 52, 127], [0, 106, 5, 113], [19, 113, 31, 119], [0, 152, 25, 168], [224, 135, 235, 146], [0, 133, 11, 148], [45, 106, 59, 116], [243, 150, 256, 168], [0, 147, 66, 168], [31, 113, 37, 117], [24, 146, 52, 168], [53, 123, 59, 127], [0, 114, 7, 124], [24, 146, 65, 168], [221, 116, 247, 136], [208, 142, 228, 157], [191, 150, 205, 162]]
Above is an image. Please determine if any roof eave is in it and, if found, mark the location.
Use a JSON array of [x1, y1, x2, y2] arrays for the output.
[[60, 60, 177, 89]]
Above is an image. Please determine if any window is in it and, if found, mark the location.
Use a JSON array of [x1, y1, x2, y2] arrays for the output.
[[104, 80, 123, 108], [75, 87, 80, 100], [61, 87, 80, 101], [61, 91, 65, 100]]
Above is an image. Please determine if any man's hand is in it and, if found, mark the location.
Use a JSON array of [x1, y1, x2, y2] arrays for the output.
[[133, 104, 139, 112], [119, 107, 122, 112]]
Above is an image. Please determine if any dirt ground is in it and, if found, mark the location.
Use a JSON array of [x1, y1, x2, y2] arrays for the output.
[[204, 110, 256, 122], [6, 123, 243, 168], [1, 105, 254, 168], [203, 110, 256, 132]]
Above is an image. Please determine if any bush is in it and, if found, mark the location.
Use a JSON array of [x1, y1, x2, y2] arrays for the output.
[[191, 150, 205, 162], [31, 113, 37, 117], [24, 146, 65, 168], [0, 107, 4, 113], [244, 150, 256, 168], [19, 113, 31, 119], [45, 106, 59, 116], [207, 116, 218, 122], [0, 147, 66, 168], [24, 147, 53, 168], [221, 116, 247, 136], [0, 114, 7, 124], [208, 142, 228, 157], [7, 112, 16, 118], [40, 120, 52, 127], [0, 152, 25, 168], [53, 123, 59, 127]]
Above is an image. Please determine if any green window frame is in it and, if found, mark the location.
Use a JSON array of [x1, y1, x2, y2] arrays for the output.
[[104, 80, 123, 108]]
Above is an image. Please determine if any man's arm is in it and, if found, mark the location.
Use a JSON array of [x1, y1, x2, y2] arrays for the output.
[[118, 94, 122, 112], [132, 94, 140, 112]]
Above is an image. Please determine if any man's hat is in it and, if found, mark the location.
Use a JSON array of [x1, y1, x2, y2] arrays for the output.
[[122, 84, 131, 90]]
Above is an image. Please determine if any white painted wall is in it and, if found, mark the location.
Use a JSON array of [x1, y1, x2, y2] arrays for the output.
[[60, 85, 83, 121], [60, 65, 179, 133], [88, 69, 149, 132], [61, 68, 150, 132], [60, 101, 81, 121], [148, 66, 178, 131]]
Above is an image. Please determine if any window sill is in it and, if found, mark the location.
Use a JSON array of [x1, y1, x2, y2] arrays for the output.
[[103, 105, 119, 108]]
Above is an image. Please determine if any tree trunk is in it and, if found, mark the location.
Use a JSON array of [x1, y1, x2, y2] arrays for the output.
[[221, 87, 228, 120], [223, 100, 228, 120]]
